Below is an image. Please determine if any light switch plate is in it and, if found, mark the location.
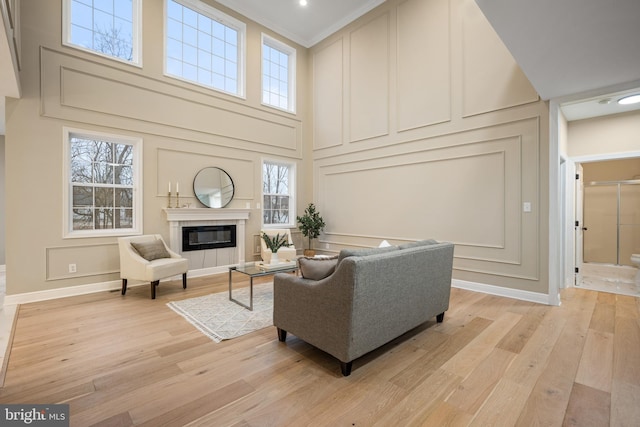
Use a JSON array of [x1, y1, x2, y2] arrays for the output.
[[523, 202, 532, 212]]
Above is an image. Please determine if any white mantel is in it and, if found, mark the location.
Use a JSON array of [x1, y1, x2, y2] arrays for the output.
[[163, 208, 251, 268]]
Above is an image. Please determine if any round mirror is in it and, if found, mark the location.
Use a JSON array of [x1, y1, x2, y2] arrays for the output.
[[193, 167, 235, 208]]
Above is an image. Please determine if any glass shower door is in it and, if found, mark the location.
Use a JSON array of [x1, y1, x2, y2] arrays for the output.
[[583, 185, 618, 264], [620, 184, 640, 266]]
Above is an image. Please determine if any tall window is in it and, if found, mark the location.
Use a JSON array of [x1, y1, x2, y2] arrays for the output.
[[64, 128, 142, 237], [262, 34, 296, 112], [166, 0, 246, 97], [263, 160, 295, 227], [63, 0, 141, 64]]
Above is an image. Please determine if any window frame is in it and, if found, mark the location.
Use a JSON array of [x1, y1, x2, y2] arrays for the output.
[[62, 127, 143, 239], [164, 0, 247, 98], [261, 34, 296, 113], [62, 0, 143, 66], [262, 158, 296, 229]]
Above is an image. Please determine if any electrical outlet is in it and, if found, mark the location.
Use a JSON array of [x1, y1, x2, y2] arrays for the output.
[[68, 263, 77, 273]]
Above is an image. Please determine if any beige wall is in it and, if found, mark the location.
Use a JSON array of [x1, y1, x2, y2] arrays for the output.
[[568, 110, 640, 158], [583, 158, 640, 182], [310, 0, 550, 293], [0, 135, 5, 265], [6, 0, 552, 298], [5, 0, 310, 295]]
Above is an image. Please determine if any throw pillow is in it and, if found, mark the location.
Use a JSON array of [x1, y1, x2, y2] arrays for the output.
[[131, 240, 171, 261], [378, 240, 392, 248], [299, 256, 338, 280]]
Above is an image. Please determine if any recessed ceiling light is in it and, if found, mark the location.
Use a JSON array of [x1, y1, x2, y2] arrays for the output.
[[299, 0, 308, 5], [618, 94, 640, 105]]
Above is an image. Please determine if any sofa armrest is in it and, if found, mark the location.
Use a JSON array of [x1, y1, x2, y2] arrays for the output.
[[119, 243, 151, 279], [273, 264, 356, 362]]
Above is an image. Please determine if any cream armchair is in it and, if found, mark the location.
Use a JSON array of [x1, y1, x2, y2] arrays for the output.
[[260, 229, 297, 263], [118, 234, 189, 299]]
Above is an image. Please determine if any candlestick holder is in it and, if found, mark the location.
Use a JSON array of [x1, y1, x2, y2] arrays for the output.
[[167, 191, 172, 208], [176, 192, 180, 208]]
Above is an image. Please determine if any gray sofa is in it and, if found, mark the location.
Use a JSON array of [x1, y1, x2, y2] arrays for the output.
[[273, 240, 454, 376]]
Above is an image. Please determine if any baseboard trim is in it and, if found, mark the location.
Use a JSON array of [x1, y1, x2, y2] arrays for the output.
[[3, 266, 231, 306], [4, 270, 555, 306], [0, 304, 19, 388], [452, 279, 554, 305]]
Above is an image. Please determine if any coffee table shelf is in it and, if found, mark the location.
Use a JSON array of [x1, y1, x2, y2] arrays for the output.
[[228, 262, 298, 310]]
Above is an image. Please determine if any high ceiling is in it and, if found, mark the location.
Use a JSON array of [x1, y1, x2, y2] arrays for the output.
[[2, 0, 640, 135], [475, 0, 640, 119], [216, 0, 385, 48]]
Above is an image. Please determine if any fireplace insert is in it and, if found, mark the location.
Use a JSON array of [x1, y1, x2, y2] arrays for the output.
[[182, 225, 236, 252]]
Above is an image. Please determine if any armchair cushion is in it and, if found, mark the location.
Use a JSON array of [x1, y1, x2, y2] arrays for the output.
[[298, 256, 338, 280], [131, 240, 171, 261]]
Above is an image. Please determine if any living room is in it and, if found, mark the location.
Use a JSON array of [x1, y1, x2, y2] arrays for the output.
[[0, 0, 639, 425]]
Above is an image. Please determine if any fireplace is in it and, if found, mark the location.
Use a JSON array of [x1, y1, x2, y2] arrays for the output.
[[182, 225, 236, 252]]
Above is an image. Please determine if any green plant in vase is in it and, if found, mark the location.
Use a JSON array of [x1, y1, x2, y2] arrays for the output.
[[261, 232, 292, 264], [297, 203, 326, 257]]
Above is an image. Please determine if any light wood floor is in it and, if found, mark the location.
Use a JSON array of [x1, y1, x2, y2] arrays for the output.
[[1, 274, 639, 426]]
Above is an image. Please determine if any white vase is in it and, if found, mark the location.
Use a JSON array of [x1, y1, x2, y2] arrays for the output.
[[270, 251, 279, 265]]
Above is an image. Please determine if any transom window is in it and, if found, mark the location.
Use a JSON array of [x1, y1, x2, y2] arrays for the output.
[[263, 160, 296, 227], [64, 128, 142, 237], [166, 0, 246, 97], [63, 0, 141, 64], [262, 34, 296, 112]]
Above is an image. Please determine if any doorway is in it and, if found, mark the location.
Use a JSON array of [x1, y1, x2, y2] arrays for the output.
[[576, 158, 640, 296]]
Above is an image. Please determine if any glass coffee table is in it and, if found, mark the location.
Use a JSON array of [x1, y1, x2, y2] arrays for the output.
[[228, 262, 298, 310]]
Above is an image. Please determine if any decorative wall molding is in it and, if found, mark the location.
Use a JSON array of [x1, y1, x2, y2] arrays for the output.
[[396, 0, 452, 132], [312, 38, 344, 151], [315, 117, 540, 281], [348, 12, 391, 143], [460, 0, 539, 118], [45, 243, 119, 281], [156, 148, 255, 199], [40, 47, 302, 158]]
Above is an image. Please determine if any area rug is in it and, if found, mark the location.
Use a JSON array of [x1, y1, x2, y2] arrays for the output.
[[167, 282, 273, 343]]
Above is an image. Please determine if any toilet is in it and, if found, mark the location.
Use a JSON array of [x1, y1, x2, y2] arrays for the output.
[[631, 254, 640, 284]]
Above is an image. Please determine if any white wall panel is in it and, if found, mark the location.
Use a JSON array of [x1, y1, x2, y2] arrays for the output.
[[313, 39, 344, 150], [397, 0, 451, 131], [460, 0, 538, 117], [41, 48, 302, 156], [349, 13, 390, 142], [316, 117, 541, 281]]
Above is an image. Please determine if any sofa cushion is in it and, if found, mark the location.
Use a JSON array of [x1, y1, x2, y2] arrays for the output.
[[337, 245, 398, 265], [398, 239, 439, 250], [299, 256, 339, 280], [131, 240, 171, 261]]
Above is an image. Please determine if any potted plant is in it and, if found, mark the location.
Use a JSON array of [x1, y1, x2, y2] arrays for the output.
[[261, 232, 292, 264], [296, 203, 326, 257]]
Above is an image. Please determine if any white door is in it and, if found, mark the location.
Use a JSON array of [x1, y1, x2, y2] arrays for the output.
[[575, 164, 584, 286]]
